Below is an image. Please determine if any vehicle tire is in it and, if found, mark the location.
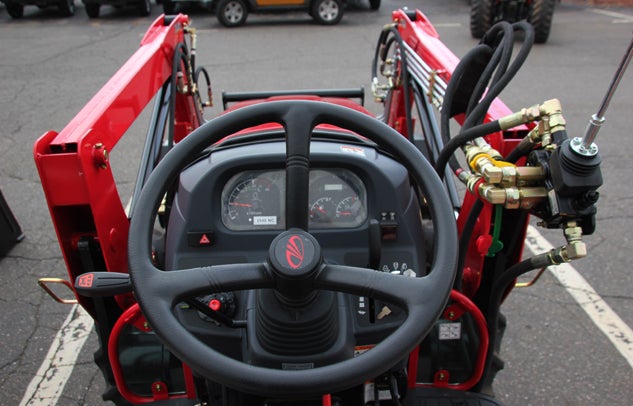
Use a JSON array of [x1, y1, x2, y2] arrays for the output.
[[216, 0, 248, 27], [138, 0, 151, 16], [369, 0, 380, 10], [470, 0, 494, 39], [85, 2, 100, 17], [58, 0, 76, 16], [162, 0, 175, 14], [5, 1, 24, 18], [528, 0, 555, 44], [311, 0, 343, 25]]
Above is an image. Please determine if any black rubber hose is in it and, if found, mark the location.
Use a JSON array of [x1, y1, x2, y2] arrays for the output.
[[195, 65, 212, 113], [480, 252, 552, 385], [453, 199, 484, 291], [504, 139, 535, 164], [372, 26, 414, 142], [438, 21, 535, 178], [168, 42, 190, 150], [462, 22, 534, 132], [440, 44, 494, 170], [465, 23, 513, 118]]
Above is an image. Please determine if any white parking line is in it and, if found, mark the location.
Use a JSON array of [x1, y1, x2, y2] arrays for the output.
[[525, 225, 633, 369], [591, 9, 633, 23], [20, 305, 94, 406]]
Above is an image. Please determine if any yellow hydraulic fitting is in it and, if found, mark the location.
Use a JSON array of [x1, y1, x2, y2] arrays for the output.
[[464, 144, 518, 186], [464, 145, 503, 167]]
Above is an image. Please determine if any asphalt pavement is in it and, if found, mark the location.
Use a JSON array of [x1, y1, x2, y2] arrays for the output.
[[1, 0, 632, 404]]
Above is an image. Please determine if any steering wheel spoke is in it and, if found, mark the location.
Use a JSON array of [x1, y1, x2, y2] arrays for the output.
[[281, 104, 318, 230], [143, 263, 273, 305], [315, 264, 436, 310]]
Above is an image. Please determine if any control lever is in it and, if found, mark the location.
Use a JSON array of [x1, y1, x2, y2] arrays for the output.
[[577, 34, 633, 156], [368, 219, 382, 270], [74, 272, 133, 297]]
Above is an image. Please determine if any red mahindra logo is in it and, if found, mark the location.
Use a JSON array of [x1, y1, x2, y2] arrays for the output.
[[285, 235, 305, 269]]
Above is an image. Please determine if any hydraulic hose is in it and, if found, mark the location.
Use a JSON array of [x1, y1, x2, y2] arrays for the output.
[[479, 252, 552, 386], [437, 21, 535, 177], [434, 120, 502, 179], [168, 42, 191, 150], [453, 199, 484, 291], [372, 25, 414, 142], [439, 44, 494, 172], [504, 138, 535, 163]]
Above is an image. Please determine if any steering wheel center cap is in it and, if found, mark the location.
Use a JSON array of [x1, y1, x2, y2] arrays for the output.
[[269, 229, 322, 280]]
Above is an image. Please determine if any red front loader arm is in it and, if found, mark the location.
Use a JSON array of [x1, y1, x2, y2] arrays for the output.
[[33, 14, 201, 315]]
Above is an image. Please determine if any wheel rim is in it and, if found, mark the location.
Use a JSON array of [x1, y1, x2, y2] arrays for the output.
[[224, 1, 244, 23], [317, 0, 339, 22]]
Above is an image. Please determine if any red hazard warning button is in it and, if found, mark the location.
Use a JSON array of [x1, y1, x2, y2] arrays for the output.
[[187, 231, 215, 247]]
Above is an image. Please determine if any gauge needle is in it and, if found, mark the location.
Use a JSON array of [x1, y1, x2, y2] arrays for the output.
[[313, 206, 327, 214], [230, 202, 252, 207]]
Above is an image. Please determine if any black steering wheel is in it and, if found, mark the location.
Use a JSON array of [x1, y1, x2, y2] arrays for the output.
[[128, 100, 458, 397]]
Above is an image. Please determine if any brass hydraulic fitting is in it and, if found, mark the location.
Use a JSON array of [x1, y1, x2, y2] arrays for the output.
[[534, 99, 566, 148], [515, 166, 546, 186], [562, 221, 587, 260], [465, 144, 545, 187], [477, 184, 547, 209], [539, 99, 566, 133], [546, 222, 588, 264], [503, 99, 567, 153], [498, 103, 542, 130], [547, 241, 587, 264]]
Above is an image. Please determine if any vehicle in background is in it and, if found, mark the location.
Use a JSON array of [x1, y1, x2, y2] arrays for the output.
[[161, 0, 380, 27], [82, 0, 151, 18], [1, 0, 75, 18], [470, 0, 557, 43]]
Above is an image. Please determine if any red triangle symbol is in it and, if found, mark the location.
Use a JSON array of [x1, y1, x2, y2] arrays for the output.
[[199, 234, 211, 245]]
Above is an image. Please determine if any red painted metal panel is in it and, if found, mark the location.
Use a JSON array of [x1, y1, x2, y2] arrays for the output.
[[33, 14, 198, 315]]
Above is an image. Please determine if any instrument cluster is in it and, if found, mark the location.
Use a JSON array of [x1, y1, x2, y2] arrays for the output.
[[220, 168, 367, 231]]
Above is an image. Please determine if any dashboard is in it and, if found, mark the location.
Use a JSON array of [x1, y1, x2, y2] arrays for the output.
[[163, 134, 431, 365]]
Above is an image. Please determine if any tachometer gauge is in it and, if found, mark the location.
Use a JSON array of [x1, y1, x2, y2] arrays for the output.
[[221, 171, 284, 231]]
